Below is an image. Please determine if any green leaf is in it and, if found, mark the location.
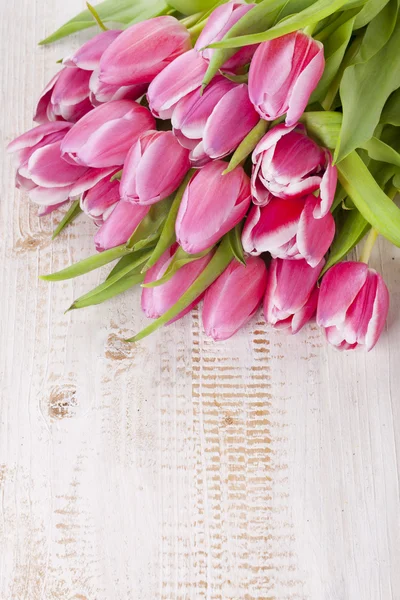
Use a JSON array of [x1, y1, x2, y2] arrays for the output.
[[227, 222, 246, 265], [52, 200, 82, 240], [337, 151, 400, 246], [126, 236, 234, 342], [39, 0, 168, 45], [126, 196, 174, 251], [381, 89, 400, 125], [142, 170, 195, 271], [335, 10, 400, 163], [299, 111, 342, 150], [223, 119, 269, 174], [321, 208, 370, 275], [106, 251, 152, 280], [362, 136, 400, 168], [142, 246, 212, 288], [207, 0, 351, 50], [310, 16, 355, 103], [354, 0, 390, 28], [354, 0, 398, 63], [40, 244, 131, 281], [69, 249, 151, 310]]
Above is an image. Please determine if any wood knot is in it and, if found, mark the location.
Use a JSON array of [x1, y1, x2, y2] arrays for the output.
[[48, 384, 78, 420]]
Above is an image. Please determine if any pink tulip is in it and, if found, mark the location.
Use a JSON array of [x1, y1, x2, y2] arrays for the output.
[[120, 130, 190, 205], [94, 200, 150, 251], [147, 49, 208, 119], [195, 3, 257, 72], [264, 258, 323, 333], [142, 243, 213, 322], [176, 160, 251, 253], [60, 100, 155, 168], [316, 262, 389, 351], [202, 256, 268, 340], [99, 16, 191, 87], [81, 171, 121, 225], [7, 122, 112, 206], [242, 194, 335, 268], [252, 124, 337, 217], [249, 31, 324, 126], [63, 30, 122, 70], [34, 67, 93, 124], [89, 70, 147, 106], [172, 77, 259, 166]]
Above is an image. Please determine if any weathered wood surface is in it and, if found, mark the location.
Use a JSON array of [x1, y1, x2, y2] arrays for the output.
[[1, 2, 400, 598]]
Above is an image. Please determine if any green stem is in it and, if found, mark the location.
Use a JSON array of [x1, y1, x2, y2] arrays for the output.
[[359, 228, 378, 264], [86, 2, 108, 31], [223, 119, 269, 175], [188, 19, 206, 43], [180, 12, 203, 28]]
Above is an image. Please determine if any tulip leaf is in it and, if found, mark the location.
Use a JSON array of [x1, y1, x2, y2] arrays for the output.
[[334, 11, 400, 163], [300, 111, 342, 150], [68, 249, 151, 310], [227, 223, 246, 265], [142, 246, 212, 288], [126, 196, 174, 252], [337, 150, 400, 247], [321, 208, 370, 275], [207, 0, 351, 50], [354, 0, 390, 28], [126, 236, 234, 342], [223, 119, 269, 174], [52, 200, 82, 240], [106, 250, 153, 280], [355, 0, 399, 64], [39, 0, 168, 45], [310, 17, 355, 103], [362, 137, 400, 168], [142, 170, 195, 271], [40, 244, 131, 281], [381, 89, 400, 125]]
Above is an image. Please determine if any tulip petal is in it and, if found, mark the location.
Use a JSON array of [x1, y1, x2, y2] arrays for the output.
[[365, 272, 389, 351], [63, 30, 121, 70], [291, 286, 319, 334], [315, 152, 338, 218], [94, 201, 150, 251], [24, 141, 87, 187], [286, 41, 324, 126], [28, 184, 73, 206], [296, 195, 335, 267]]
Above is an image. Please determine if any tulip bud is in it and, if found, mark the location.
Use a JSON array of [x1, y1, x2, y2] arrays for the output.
[[81, 171, 120, 225], [142, 243, 213, 322], [316, 262, 389, 351], [63, 30, 122, 70], [172, 77, 259, 166], [252, 124, 337, 217], [89, 70, 147, 106], [34, 67, 93, 124], [60, 100, 155, 168], [249, 32, 324, 126], [147, 49, 208, 119], [195, 3, 257, 73], [94, 200, 150, 251], [264, 258, 323, 333], [202, 256, 267, 340], [120, 130, 190, 205], [242, 194, 335, 268], [176, 160, 251, 254], [99, 16, 191, 87]]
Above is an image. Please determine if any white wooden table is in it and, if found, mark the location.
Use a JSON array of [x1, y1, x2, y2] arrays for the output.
[[1, 2, 400, 598]]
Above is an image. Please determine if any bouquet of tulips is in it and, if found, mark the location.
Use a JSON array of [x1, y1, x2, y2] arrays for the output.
[[8, 0, 400, 350]]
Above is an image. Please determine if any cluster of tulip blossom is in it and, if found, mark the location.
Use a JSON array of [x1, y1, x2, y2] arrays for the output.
[[8, 3, 390, 351]]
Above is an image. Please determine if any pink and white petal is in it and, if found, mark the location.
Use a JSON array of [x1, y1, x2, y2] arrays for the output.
[[253, 123, 297, 158], [296, 195, 335, 267], [291, 286, 319, 333], [285, 44, 325, 126], [7, 121, 71, 154], [315, 155, 337, 218], [365, 271, 390, 351], [33, 71, 60, 123], [37, 201, 68, 216], [63, 30, 122, 70], [70, 167, 116, 197], [94, 201, 149, 251], [275, 257, 324, 314], [26, 142, 87, 187], [28, 184, 73, 206]]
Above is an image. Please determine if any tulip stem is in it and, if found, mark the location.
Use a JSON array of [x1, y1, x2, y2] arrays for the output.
[[188, 20, 206, 43], [86, 2, 108, 31], [360, 228, 378, 264], [180, 12, 203, 28]]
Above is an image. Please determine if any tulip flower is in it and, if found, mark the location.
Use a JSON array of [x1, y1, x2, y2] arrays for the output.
[[89, 70, 147, 105], [60, 100, 155, 168], [81, 171, 121, 225], [94, 200, 150, 251], [202, 256, 268, 340], [264, 258, 323, 333], [252, 124, 337, 217], [172, 77, 259, 166], [63, 30, 122, 70], [99, 16, 191, 87], [242, 194, 335, 268], [147, 49, 208, 119], [249, 31, 324, 126], [7, 122, 112, 206], [142, 243, 213, 322], [316, 262, 389, 351], [120, 130, 190, 205], [195, 3, 257, 73], [176, 160, 251, 253], [34, 67, 93, 124]]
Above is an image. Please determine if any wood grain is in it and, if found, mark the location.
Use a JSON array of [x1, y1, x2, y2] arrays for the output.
[[1, 2, 400, 598]]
